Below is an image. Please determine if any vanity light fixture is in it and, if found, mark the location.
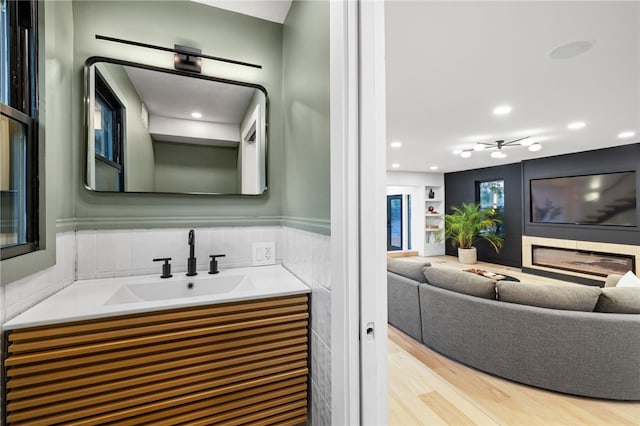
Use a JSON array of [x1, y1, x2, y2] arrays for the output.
[[95, 34, 262, 70]]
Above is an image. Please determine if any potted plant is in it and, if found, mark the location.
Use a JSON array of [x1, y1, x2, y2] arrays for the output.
[[444, 202, 504, 264]]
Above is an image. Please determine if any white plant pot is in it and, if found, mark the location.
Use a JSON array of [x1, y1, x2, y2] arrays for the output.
[[458, 247, 477, 264]]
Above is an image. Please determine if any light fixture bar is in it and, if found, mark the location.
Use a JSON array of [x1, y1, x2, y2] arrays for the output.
[[95, 34, 263, 69], [456, 136, 538, 159]]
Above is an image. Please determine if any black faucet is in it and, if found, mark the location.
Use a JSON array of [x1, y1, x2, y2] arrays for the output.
[[186, 229, 197, 276]]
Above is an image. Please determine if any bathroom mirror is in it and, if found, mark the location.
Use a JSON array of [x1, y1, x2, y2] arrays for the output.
[[84, 57, 268, 195]]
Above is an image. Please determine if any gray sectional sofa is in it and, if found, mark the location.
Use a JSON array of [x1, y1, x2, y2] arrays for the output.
[[387, 258, 640, 401]]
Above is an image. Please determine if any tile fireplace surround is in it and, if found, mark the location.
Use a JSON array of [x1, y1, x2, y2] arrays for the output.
[[522, 236, 640, 285]]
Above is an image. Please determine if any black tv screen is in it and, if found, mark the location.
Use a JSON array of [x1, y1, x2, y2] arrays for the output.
[[530, 171, 637, 226]]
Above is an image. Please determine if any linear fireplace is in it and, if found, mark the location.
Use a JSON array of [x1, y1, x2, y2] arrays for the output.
[[532, 245, 635, 277]]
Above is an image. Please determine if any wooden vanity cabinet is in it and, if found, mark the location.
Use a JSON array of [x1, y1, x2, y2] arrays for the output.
[[2, 294, 309, 425]]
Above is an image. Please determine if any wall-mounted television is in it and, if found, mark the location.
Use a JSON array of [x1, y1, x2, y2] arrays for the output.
[[530, 171, 637, 226]]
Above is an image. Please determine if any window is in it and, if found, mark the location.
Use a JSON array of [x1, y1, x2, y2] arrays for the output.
[[93, 71, 124, 191], [477, 179, 505, 238], [0, 0, 39, 260]]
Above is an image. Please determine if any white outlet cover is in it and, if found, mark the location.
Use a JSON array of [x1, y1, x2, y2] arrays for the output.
[[252, 242, 276, 266]]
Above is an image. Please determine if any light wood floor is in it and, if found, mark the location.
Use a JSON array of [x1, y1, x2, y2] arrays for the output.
[[388, 255, 640, 425]]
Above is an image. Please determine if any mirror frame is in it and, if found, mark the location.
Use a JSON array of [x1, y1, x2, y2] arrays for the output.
[[83, 56, 269, 196]]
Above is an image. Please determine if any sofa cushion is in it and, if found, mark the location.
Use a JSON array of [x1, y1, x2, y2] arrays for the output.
[[594, 288, 640, 314], [386, 258, 430, 283], [617, 271, 640, 288], [497, 281, 601, 312], [423, 266, 496, 299]]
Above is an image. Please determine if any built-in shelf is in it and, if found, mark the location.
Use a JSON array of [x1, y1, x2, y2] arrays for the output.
[[425, 186, 445, 256]]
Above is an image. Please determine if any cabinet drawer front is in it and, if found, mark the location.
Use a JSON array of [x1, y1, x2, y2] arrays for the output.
[[4, 295, 309, 426]]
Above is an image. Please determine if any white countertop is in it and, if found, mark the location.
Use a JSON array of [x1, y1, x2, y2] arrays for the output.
[[4, 265, 310, 330]]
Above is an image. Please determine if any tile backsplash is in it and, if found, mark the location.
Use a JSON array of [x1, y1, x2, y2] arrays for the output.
[[1, 231, 76, 323], [75, 226, 284, 280], [282, 227, 332, 426]]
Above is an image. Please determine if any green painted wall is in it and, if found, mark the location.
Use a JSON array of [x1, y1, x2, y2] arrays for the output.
[[153, 142, 238, 193], [71, 1, 284, 229], [282, 0, 330, 230]]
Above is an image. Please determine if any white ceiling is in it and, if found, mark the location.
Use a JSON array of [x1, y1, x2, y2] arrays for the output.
[[385, 1, 640, 173], [190, 0, 292, 23], [124, 66, 255, 124]]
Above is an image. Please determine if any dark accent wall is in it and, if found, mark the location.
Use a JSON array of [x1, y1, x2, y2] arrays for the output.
[[444, 163, 523, 267], [523, 143, 640, 245]]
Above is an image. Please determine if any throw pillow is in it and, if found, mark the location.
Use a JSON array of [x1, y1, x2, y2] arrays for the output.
[[595, 287, 640, 314], [387, 258, 430, 283], [423, 266, 496, 299], [496, 281, 601, 312], [616, 271, 640, 288]]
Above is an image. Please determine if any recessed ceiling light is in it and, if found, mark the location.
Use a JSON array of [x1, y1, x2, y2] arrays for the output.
[[191, 112, 203, 119], [390, 140, 402, 148], [391, 163, 400, 168], [430, 166, 438, 171], [473, 143, 485, 151], [493, 105, 512, 116], [549, 40, 595, 60], [568, 121, 586, 130], [528, 143, 542, 152], [460, 151, 472, 159], [618, 131, 636, 139], [491, 151, 506, 159]]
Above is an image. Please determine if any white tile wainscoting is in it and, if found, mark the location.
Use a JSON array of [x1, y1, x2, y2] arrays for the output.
[[0, 225, 332, 425]]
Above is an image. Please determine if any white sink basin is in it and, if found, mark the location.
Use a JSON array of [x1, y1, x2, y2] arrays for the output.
[[105, 275, 254, 305]]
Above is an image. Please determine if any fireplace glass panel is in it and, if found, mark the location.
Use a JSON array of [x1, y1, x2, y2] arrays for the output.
[[532, 245, 635, 277]]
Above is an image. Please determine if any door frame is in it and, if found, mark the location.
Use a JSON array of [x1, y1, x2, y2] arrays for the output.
[[330, 0, 388, 424]]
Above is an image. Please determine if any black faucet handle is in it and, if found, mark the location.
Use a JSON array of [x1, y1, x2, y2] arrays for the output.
[[153, 257, 173, 279], [208, 254, 226, 275]]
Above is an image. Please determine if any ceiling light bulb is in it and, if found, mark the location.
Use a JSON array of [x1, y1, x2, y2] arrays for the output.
[[520, 137, 534, 146], [390, 140, 402, 148], [528, 143, 542, 152], [391, 163, 400, 168], [473, 143, 485, 151], [618, 131, 636, 139], [191, 112, 203, 119], [430, 166, 438, 171], [453, 149, 463, 155], [491, 151, 506, 159], [568, 121, 586, 130], [493, 105, 512, 116], [460, 151, 472, 159]]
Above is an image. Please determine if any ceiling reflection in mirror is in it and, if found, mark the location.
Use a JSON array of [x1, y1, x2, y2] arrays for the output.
[[85, 58, 267, 195]]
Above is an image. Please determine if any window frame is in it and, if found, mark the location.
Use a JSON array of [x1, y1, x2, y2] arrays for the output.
[[93, 69, 125, 191], [0, 0, 39, 261]]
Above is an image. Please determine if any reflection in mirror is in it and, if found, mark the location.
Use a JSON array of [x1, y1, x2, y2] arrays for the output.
[[85, 58, 267, 195]]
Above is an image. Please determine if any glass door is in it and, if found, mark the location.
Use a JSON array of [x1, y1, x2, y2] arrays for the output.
[[387, 194, 402, 251]]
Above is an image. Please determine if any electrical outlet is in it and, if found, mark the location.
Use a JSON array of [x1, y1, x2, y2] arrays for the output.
[[252, 242, 276, 266]]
